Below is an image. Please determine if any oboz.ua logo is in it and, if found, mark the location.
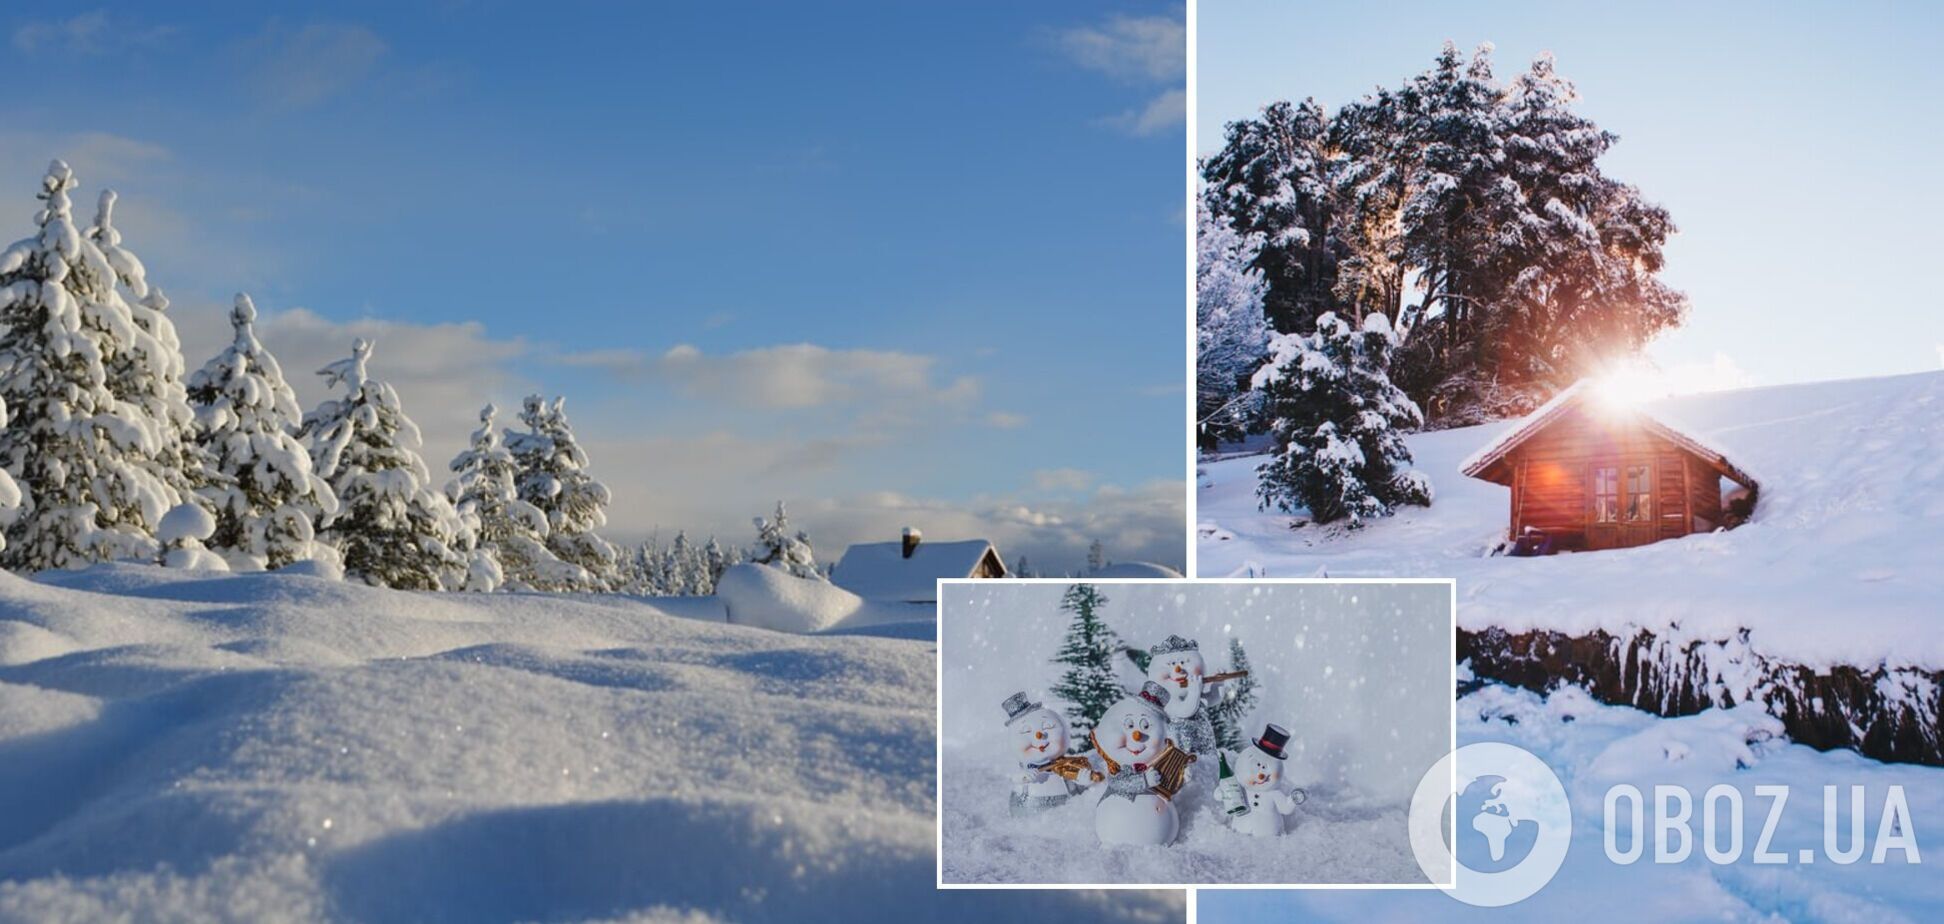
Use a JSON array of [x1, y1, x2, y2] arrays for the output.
[[1408, 743, 1572, 907]]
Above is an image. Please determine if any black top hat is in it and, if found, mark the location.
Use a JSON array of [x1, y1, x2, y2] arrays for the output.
[[1252, 723, 1290, 761]]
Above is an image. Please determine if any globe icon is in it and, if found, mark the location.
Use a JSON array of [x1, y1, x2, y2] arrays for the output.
[[1450, 774, 1540, 873]]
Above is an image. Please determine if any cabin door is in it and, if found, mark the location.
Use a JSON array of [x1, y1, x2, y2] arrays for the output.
[[1587, 461, 1658, 549]]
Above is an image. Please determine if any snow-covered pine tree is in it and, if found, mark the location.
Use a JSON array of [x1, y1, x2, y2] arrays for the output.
[[664, 530, 699, 595], [1208, 635, 1259, 751], [0, 398, 21, 549], [87, 190, 207, 507], [700, 535, 729, 594], [1196, 197, 1270, 449], [185, 294, 341, 570], [1199, 98, 1343, 334], [446, 403, 587, 591], [298, 338, 471, 590], [0, 161, 180, 569], [1011, 554, 1035, 579], [1049, 583, 1123, 753], [1253, 311, 1432, 526], [507, 395, 617, 590], [751, 500, 821, 581], [1085, 539, 1106, 574]]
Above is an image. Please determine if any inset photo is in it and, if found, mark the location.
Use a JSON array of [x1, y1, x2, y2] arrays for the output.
[[936, 579, 1455, 888]]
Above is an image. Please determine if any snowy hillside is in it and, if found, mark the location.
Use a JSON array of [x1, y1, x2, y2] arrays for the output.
[[0, 565, 1181, 922], [1198, 682, 1944, 922], [1200, 371, 1944, 672]]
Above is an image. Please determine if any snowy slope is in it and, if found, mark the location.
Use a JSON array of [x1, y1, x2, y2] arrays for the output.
[[1198, 371, 1944, 671], [1198, 683, 1944, 923], [938, 582, 1451, 885], [0, 565, 1181, 922]]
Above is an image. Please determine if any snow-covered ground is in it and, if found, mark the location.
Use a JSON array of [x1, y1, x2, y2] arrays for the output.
[[0, 564, 1183, 922], [1198, 682, 1943, 922], [938, 581, 1450, 885], [1199, 371, 1944, 673]]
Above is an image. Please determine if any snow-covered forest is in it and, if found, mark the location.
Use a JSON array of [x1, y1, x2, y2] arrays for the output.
[[0, 159, 840, 599], [1199, 42, 1685, 436]]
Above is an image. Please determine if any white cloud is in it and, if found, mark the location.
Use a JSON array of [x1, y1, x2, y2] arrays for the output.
[[12, 10, 174, 55], [239, 22, 389, 109], [559, 342, 982, 423], [1100, 88, 1186, 137], [1057, 15, 1185, 83], [983, 411, 1027, 429], [1032, 468, 1095, 492]]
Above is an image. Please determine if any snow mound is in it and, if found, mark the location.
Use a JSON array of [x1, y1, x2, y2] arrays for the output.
[[715, 563, 903, 634], [1086, 561, 1185, 579], [157, 504, 215, 545], [0, 564, 1179, 921], [1200, 371, 1944, 671]]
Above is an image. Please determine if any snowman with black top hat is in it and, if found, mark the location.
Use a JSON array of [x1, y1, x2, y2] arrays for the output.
[[1227, 723, 1305, 837]]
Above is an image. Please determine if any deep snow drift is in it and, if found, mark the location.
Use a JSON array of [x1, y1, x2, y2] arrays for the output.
[[0, 564, 1181, 922], [1198, 682, 1943, 922], [1199, 371, 1944, 672], [937, 581, 1451, 884]]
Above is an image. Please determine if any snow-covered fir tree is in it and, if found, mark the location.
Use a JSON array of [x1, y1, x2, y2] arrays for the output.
[[664, 530, 699, 595], [298, 339, 472, 590], [1208, 635, 1258, 751], [86, 189, 207, 507], [1049, 583, 1123, 753], [185, 294, 340, 570], [1011, 553, 1035, 579], [1196, 197, 1270, 449], [1253, 311, 1432, 526], [700, 536, 735, 594], [508, 395, 617, 590], [751, 501, 821, 581], [1085, 539, 1106, 574], [446, 403, 586, 591], [1201, 44, 1685, 425], [0, 398, 21, 549], [0, 161, 180, 570]]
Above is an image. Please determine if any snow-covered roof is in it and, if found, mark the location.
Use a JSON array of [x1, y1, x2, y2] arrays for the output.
[[832, 539, 1004, 602], [1459, 379, 1758, 490]]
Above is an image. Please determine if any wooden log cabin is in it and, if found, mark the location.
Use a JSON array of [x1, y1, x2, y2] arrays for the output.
[[1460, 382, 1759, 553]]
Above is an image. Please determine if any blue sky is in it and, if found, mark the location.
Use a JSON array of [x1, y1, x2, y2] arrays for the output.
[[0, 1, 1187, 572], [1200, 0, 1944, 393]]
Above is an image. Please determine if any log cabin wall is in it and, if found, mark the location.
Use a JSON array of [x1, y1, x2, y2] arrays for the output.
[[1505, 405, 1701, 551]]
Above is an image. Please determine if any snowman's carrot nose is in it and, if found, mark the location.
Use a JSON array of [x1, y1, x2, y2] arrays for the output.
[[1034, 731, 1045, 740], [1131, 730, 1147, 742]]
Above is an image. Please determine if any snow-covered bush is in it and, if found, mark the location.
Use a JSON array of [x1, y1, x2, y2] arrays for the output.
[[1253, 311, 1432, 526], [298, 339, 471, 590], [0, 161, 182, 569], [447, 403, 586, 592], [157, 503, 229, 571], [751, 501, 821, 581], [507, 395, 617, 590], [186, 294, 340, 570], [716, 561, 862, 632], [1196, 198, 1270, 449]]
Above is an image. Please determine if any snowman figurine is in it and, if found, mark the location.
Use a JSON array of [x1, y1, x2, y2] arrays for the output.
[[1147, 635, 1220, 758], [1089, 680, 1194, 846], [1229, 723, 1303, 837], [1002, 691, 1099, 816]]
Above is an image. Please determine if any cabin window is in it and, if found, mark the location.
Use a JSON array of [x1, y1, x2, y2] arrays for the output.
[[1592, 466, 1619, 523], [1624, 464, 1652, 522]]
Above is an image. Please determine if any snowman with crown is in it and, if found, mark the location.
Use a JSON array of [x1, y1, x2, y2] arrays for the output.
[[1001, 691, 1100, 815], [1088, 680, 1196, 846]]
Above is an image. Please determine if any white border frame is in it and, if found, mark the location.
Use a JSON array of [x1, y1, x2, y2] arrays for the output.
[[931, 576, 1458, 892]]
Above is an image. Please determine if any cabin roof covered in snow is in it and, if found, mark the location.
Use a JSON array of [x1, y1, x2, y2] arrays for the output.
[[1459, 379, 1759, 490], [832, 539, 1003, 601]]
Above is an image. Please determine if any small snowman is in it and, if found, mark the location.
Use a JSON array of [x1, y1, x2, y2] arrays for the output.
[[1146, 635, 1221, 757], [1228, 723, 1304, 837], [1089, 680, 1194, 846], [1002, 691, 1099, 816]]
